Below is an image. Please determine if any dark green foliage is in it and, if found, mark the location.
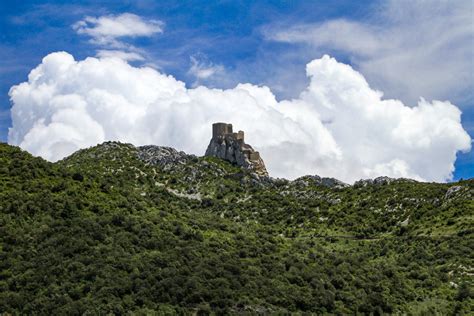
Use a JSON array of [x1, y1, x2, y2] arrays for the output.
[[0, 142, 473, 314]]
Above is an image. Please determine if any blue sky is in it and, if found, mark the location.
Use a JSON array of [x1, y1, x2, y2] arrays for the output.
[[1, 0, 473, 181]]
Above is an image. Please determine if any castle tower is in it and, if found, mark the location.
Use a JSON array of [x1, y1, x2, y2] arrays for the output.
[[212, 122, 233, 139], [236, 130, 244, 141], [205, 122, 268, 177]]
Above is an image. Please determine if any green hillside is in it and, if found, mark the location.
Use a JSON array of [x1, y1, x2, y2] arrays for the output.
[[0, 142, 473, 314]]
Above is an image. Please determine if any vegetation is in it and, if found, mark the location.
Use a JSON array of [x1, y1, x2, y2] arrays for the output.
[[1, 142, 473, 314]]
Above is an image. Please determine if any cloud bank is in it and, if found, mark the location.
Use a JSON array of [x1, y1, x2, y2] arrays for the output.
[[266, 0, 474, 106], [8, 52, 471, 182]]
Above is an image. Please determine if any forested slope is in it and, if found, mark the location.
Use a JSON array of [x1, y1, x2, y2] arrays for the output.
[[1, 142, 473, 314]]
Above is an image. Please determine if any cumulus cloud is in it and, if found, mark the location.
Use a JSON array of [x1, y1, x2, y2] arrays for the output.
[[265, 0, 474, 106], [8, 52, 471, 182]]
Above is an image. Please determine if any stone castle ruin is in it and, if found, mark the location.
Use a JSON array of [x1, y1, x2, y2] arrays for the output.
[[205, 123, 268, 176]]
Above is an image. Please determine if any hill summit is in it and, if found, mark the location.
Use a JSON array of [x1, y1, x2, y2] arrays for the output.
[[205, 122, 268, 177]]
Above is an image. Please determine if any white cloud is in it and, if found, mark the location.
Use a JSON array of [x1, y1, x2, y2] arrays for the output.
[[270, 19, 381, 57], [8, 52, 471, 183], [73, 13, 163, 64], [188, 56, 224, 80], [96, 50, 145, 61], [266, 0, 474, 106], [187, 56, 226, 87], [73, 13, 163, 46]]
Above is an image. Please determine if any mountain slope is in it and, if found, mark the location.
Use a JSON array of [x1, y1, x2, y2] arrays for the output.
[[0, 142, 473, 314]]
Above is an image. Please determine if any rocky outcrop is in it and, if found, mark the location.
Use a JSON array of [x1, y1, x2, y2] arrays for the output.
[[138, 145, 196, 171], [292, 175, 349, 189], [205, 123, 268, 176], [354, 176, 417, 187]]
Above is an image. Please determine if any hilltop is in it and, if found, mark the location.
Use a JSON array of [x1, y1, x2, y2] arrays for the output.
[[0, 140, 473, 314]]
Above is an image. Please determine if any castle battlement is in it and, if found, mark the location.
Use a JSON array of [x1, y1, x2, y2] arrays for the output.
[[212, 123, 233, 139], [212, 123, 245, 143]]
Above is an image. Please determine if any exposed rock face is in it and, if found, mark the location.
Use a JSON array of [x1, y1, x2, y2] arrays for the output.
[[205, 123, 268, 176], [293, 175, 349, 189], [354, 176, 417, 187], [444, 185, 464, 199], [138, 145, 195, 170]]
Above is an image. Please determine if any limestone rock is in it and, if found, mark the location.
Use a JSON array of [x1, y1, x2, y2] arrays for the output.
[[444, 185, 464, 199], [138, 145, 195, 170], [205, 122, 268, 176], [293, 175, 349, 189], [354, 176, 417, 187]]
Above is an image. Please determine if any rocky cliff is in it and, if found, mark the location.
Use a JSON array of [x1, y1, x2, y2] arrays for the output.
[[204, 122, 268, 176]]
